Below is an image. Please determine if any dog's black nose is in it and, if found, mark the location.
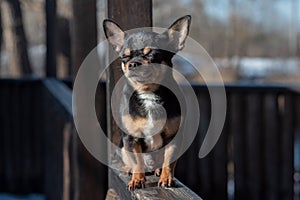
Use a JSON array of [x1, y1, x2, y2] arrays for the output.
[[128, 62, 142, 69]]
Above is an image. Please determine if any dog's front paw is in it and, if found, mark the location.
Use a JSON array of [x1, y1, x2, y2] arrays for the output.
[[158, 169, 175, 187], [128, 173, 146, 191]]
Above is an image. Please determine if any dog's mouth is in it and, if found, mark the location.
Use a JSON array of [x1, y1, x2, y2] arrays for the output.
[[127, 67, 155, 83]]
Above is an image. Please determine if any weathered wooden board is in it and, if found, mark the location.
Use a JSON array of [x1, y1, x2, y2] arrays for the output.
[[107, 157, 202, 200]]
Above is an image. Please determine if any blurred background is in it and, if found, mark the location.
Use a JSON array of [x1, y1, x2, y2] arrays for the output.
[[0, 0, 299, 200], [0, 0, 299, 83]]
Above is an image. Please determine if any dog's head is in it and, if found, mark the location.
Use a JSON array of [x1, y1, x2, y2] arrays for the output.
[[103, 15, 191, 92]]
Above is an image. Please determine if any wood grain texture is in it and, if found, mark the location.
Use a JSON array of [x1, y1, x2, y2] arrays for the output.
[[109, 168, 202, 200], [263, 93, 280, 200], [280, 93, 294, 200], [107, 0, 152, 30], [230, 93, 247, 200], [106, 1, 153, 198], [43, 79, 108, 200]]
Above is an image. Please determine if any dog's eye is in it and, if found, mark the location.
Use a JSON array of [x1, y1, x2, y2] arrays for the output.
[[123, 48, 131, 57], [143, 47, 151, 55], [121, 48, 131, 62]]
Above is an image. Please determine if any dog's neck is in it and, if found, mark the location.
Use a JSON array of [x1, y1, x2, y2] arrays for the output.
[[138, 91, 162, 111]]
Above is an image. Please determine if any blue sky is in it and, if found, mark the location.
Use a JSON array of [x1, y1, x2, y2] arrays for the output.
[[181, 0, 300, 32]]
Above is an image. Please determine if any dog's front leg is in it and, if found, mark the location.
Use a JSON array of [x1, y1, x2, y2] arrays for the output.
[[158, 144, 177, 187], [122, 136, 146, 190]]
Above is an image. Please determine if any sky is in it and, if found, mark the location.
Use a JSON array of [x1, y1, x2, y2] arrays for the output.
[[101, 0, 300, 31], [180, 0, 300, 32]]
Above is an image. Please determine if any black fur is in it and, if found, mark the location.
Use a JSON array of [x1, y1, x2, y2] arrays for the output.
[[104, 15, 191, 189]]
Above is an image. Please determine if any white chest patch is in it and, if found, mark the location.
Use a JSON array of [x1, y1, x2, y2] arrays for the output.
[[139, 93, 160, 110], [138, 92, 166, 137]]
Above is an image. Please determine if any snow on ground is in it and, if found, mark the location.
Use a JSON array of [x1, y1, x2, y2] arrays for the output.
[[238, 57, 300, 79]]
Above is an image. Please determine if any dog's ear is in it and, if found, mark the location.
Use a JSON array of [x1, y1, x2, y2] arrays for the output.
[[166, 15, 191, 51], [103, 19, 125, 52]]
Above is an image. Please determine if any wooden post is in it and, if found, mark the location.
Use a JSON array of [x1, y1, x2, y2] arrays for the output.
[[71, 0, 97, 77], [45, 0, 57, 77], [70, 1, 107, 199], [106, 0, 152, 196], [106, 0, 152, 154]]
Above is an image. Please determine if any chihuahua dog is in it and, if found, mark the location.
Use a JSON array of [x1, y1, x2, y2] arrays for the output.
[[103, 15, 191, 190]]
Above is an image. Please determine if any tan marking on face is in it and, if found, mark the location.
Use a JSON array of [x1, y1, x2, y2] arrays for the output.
[[124, 48, 131, 57], [143, 47, 151, 55]]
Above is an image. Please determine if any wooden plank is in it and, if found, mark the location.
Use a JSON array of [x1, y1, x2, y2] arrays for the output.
[[77, 138, 108, 200], [43, 78, 72, 116], [31, 82, 44, 193], [0, 84, 5, 191], [245, 92, 263, 200], [68, 125, 79, 200], [263, 93, 280, 200], [280, 93, 294, 200], [196, 90, 213, 199], [43, 93, 64, 200], [0, 80, 44, 194], [43, 78, 107, 200], [2, 83, 15, 192], [20, 82, 32, 193], [11, 82, 21, 192], [109, 164, 202, 200], [212, 92, 228, 200], [211, 136, 228, 200], [230, 93, 247, 200], [173, 86, 203, 195]]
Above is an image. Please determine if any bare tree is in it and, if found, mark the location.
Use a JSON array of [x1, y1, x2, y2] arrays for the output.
[[4, 0, 32, 76]]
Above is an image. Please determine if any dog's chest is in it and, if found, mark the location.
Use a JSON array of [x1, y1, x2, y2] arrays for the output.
[[121, 92, 165, 151], [122, 94, 167, 133]]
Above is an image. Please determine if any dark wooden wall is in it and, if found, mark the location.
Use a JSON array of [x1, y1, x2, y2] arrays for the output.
[[0, 79, 298, 200], [0, 79, 107, 200], [0, 79, 44, 194], [175, 85, 297, 200]]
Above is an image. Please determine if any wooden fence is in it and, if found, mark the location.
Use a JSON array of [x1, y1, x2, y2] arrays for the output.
[[0, 78, 107, 200], [176, 85, 299, 200], [0, 79, 299, 200]]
